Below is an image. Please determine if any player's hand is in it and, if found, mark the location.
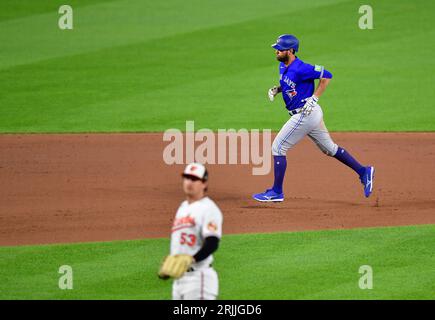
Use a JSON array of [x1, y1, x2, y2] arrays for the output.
[[158, 254, 194, 280], [268, 86, 279, 102], [301, 95, 319, 116]]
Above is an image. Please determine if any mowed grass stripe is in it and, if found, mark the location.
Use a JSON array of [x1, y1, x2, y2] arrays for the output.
[[1, 0, 434, 132], [0, 0, 348, 69], [0, 0, 115, 23], [0, 224, 434, 299]]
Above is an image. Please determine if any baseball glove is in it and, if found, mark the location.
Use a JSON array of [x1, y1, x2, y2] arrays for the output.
[[158, 254, 194, 280]]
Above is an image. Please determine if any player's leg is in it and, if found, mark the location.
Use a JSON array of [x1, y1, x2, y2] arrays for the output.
[[306, 118, 339, 156], [181, 269, 218, 300], [253, 109, 322, 202], [271, 114, 307, 194], [172, 278, 183, 300], [307, 114, 375, 197], [173, 273, 196, 300], [201, 268, 219, 300]]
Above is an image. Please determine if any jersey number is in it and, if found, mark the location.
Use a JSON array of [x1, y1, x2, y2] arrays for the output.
[[180, 232, 196, 247]]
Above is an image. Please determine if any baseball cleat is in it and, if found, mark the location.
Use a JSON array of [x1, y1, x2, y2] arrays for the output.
[[253, 188, 284, 202], [360, 166, 375, 198]]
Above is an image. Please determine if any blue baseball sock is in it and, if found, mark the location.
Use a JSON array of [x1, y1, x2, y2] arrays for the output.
[[272, 155, 287, 194], [334, 147, 365, 176]]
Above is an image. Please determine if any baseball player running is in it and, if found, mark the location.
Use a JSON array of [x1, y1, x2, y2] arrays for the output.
[[253, 34, 375, 202], [158, 163, 223, 300]]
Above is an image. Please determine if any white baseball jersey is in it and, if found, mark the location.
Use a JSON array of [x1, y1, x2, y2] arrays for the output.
[[170, 196, 223, 269]]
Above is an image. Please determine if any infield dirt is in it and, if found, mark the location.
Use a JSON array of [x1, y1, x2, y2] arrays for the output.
[[1, 133, 434, 246]]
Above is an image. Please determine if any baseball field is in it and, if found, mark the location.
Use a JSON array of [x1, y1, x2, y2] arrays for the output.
[[1, 0, 435, 300]]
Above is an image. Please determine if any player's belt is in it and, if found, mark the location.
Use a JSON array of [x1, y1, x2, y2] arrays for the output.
[[187, 264, 212, 272], [288, 107, 302, 116]]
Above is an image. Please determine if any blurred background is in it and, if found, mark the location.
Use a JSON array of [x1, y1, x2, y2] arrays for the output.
[[0, 0, 433, 133]]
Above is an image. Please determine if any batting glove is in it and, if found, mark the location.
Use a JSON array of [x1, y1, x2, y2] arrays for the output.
[[301, 95, 319, 116], [268, 86, 279, 102]]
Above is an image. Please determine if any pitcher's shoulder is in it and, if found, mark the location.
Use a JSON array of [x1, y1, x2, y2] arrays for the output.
[[201, 197, 223, 213]]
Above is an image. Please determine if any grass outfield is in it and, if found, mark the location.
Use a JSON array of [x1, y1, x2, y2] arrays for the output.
[[0, 0, 434, 133], [1, 224, 434, 300]]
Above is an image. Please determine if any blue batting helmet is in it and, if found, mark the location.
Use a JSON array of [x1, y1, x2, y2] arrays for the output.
[[271, 34, 299, 52]]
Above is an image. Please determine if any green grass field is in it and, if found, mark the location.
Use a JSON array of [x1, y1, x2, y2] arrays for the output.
[[1, 0, 434, 301], [1, 225, 434, 300], [1, 0, 434, 133]]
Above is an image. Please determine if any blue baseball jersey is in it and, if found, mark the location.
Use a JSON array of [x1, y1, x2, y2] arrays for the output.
[[279, 57, 332, 111]]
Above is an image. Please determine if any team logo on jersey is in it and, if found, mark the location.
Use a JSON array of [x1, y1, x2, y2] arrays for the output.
[[207, 221, 218, 232], [285, 83, 297, 100], [281, 76, 297, 101], [172, 215, 196, 232], [285, 89, 297, 98]]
